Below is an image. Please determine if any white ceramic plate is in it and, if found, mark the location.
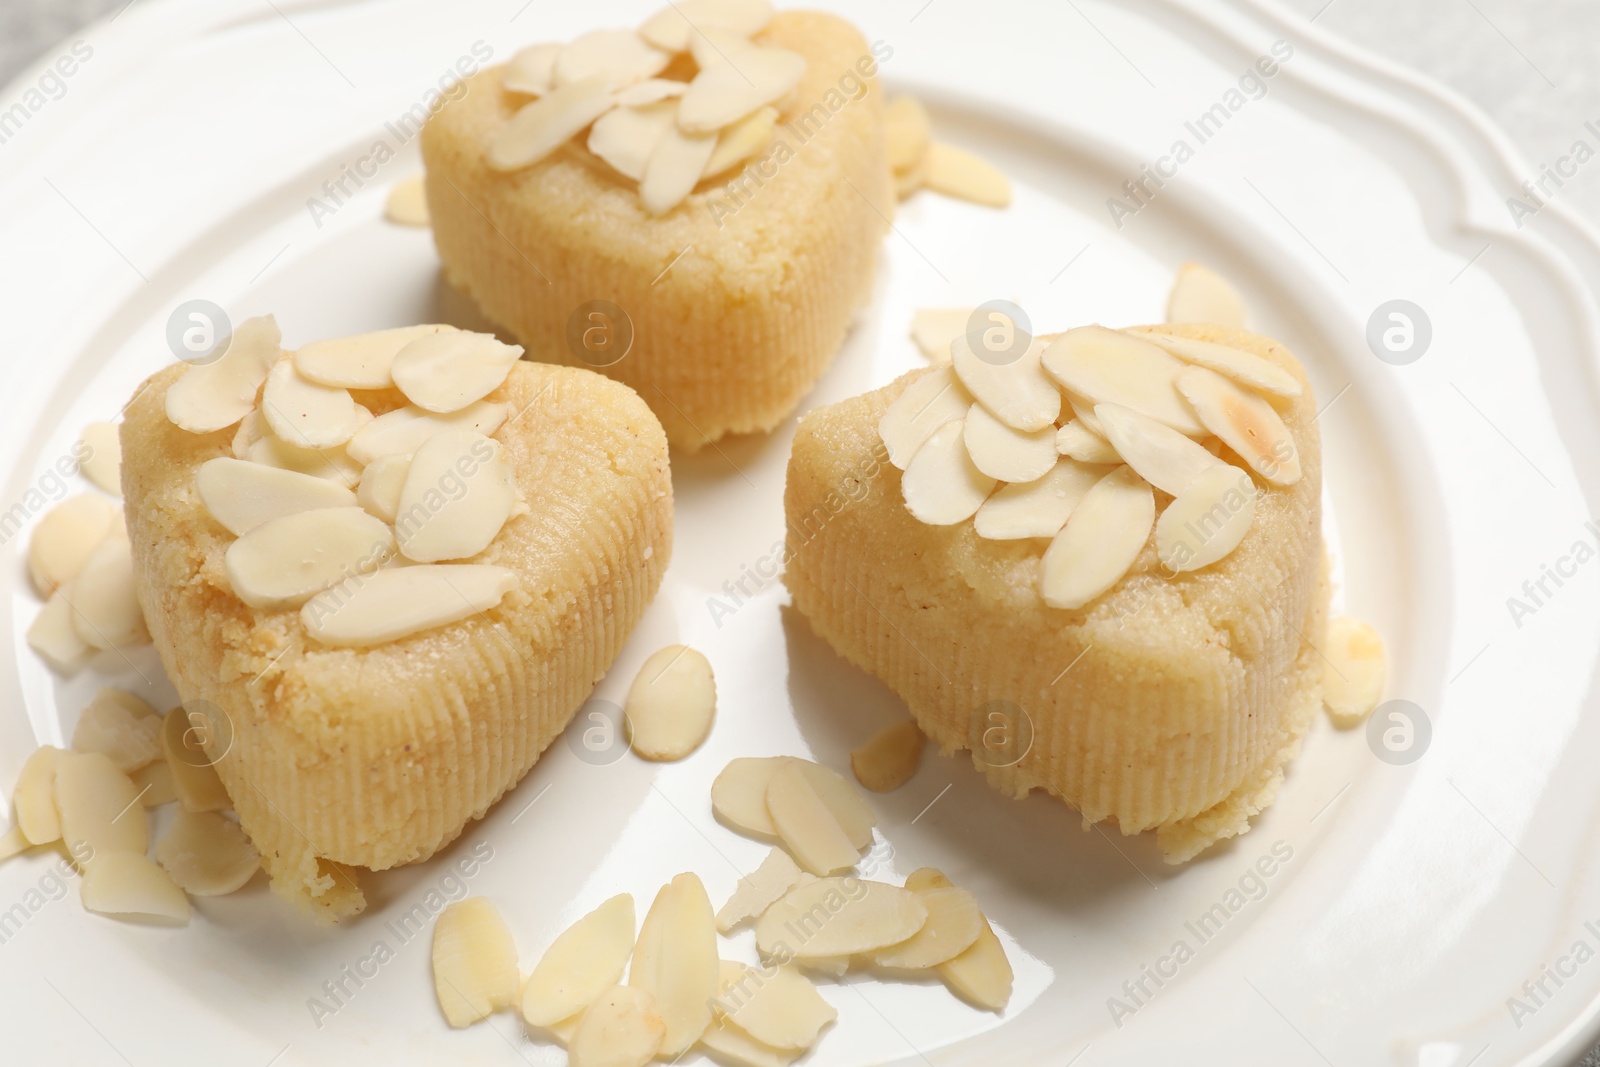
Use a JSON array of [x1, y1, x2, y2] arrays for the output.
[[3, 1, 1600, 1064]]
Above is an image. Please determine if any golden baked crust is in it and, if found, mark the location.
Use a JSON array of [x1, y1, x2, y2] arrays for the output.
[[122, 362, 672, 920], [421, 11, 892, 450], [783, 325, 1327, 862]]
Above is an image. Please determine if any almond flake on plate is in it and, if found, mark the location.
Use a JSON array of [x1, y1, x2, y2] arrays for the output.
[[301, 563, 518, 647], [1322, 617, 1386, 726], [131, 760, 177, 807], [503, 42, 562, 96], [589, 101, 679, 181], [521, 893, 636, 1027], [713, 962, 836, 1051], [154, 809, 260, 896], [630, 873, 719, 1056], [165, 314, 281, 434], [756, 878, 928, 960], [973, 458, 1101, 541], [197, 456, 358, 536], [885, 95, 931, 174], [867, 885, 984, 969], [625, 644, 716, 760], [616, 77, 690, 106], [1054, 420, 1120, 465], [432, 897, 521, 1027], [1155, 462, 1256, 573], [640, 122, 718, 214], [1041, 326, 1205, 436], [293, 324, 453, 390], [1175, 365, 1301, 485], [161, 707, 232, 813], [850, 721, 924, 793], [27, 591, 90, 671], [1129, 327, 1301, 398], [71, 687, 161, 773], [70, 535, 149, 650], [27, 492, 118, 596], [261, 360, 361, 448], [908, 308, 971, 363], [13, 746, 64, 844], [641, 0, 774, 53], [345, 400, 510, 465], [765, 761, 861, 876], [385, 176, 429, 226], [905, 869, 1013, 1010], [677, 44, 805, 134], [356, 453, 411, 523], [79, 421, 122, 495], [390, 331, 523, 414], [1039, 466, 1154, 610], [394, 430, 516, 563], [711, 757, 875, 847], [699, 1016, 799, 1067], [489, 77, 616, 172], [901, 421, 995, 526], [716, 848, 806, 932], [80, 851, 190, 924], [1093, 401, 1221, 496], [703, 105, 778, 179], [224, 506, 393, 609], [1167, 262, 1246, 329], [922, 141, 1011, 207], [877, 366, 972, 469], [962, 402, 1058, 483], [569, 986, 666, 1067], [55, 750, 147, 864], [554, 29, 670, 91], [951, 334, 1060, 432]]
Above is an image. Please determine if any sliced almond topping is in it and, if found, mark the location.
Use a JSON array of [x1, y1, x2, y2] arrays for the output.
[[756, 878, 927, 960], [503, 42, 562, 96], [922, 141, 1011, 207], [1322, 617, 1386, 726], [489, 78, 616, 172], [716, 848, 806, 932], [641, 0, 774, 53], [699, 1016, 799, 1067], [72, 688, 161, 773], [80, 421, 122, 495], [569, 986, 666, 1067], [197, 456, 358, 536], [1039, 466, 1154, 611], [395, 430, 516, 563], [616, 77, 690, 106], [877, 366, 972, 470], [908, 308, 971, 363], [301, 563, 518, 647], [951, 334, 1060, 432], [80, 851, 190, 924], [962, 403, 1058, 484], [677, 45, 805, 134], [224, 506, 393, 610], [1093, 402, 1221, 496], [703, 105, 778, 179], [714, 963, 836, 1051], [973, 458, 1101, 541], [55, 750, 147, 864], [589, 101, 679, 181], [1041, 326, 1205, 436], [346, 401, 510, 466], [1054, 421, 1119, 465], [28, 493, 118, 596], [868, 885, 984, 969], [293, 324, 453, 390], [640, 122, 718, 214], [432, 897, 521, 1027], [555, 29, 670, 90], [391, 331, 524, 414], [712, 758, 874, 847], [629, 873, 718, 1056], [385, 175, 429, 227], [165, 315, 281, 434], [154, 809, 260, 896], [70, 535, 149, 650], [521, 893, 636, 1027], [14, 746, 64, 844], [244, 427, 365, 489], [356, 452, 411, 523], [850, 721, 924, 793], [901, 421, 995, 526], [1129, 328, 1301, 399], [765, 762, 860, 876], [625, 645, 716, 761], [1155, 463, 1257, 573], [1167, 262, 1246, 329], [885, 95, 931, 174], [27, 590, 90, 671], [160, 707, 232, 813], [1175, 365, 1301, 486], [131, 759, 176, 807], [261, 360, 361, 448]]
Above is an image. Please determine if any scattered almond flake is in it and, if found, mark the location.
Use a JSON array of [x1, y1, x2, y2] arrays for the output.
[[245, 424, 365, 488], [569, 986, 666, 1067], [71, 688, 161, 773], [641, 0, 774, 52], [395, 430, 516, 563], [540, 1013, 584, 1046], [79, 421, 122, 495], [503, 42, 562, 96], [868, 885, 984, 969], [165, 315, 282, 434], [766, 761, 860, 876], [55, 750, 147, 864], [616, 77, 690, 106], [962, 403, 1058, 484], [27, 493, 118, 596], [1175, 365, 1301, 485], [1039, 466, 1154, 611], [432, 897, 521, 1027], [850, 721, 924, 793], [629, 873, 718, 1057], [703, 106, 778, 179], [357, 452, 411, 523], [224, 506, 393, 610], [640, 122, 718, 214], [0, 824, 27, 863], [197, 456, 357, 536], [346, 400, 510, 466], [520, 893, 636, 1027], [1041, 326, 1206, 436], [714, 962, 836, 1051], [677, 44, 805, 134], [489, 77, 616, 172], [951, 334, 1060, 432], [69, 535, 149, 650], [711, 758, 874, 847], [908, 308, 971, 363], [794, 763, 875, 849], [160, 707, 232, 813], [974, 458, 1101, 541], [28, 590, 91, 672], [589, 101, 679, 181], [716, 848, 805, 933], [795, 955, 847, 977], [555, 29, 670, 91], [699, 1015, 799, 1067], [294, 324, 454, 390], [385, 176, 429, 226], [154, 809, 260, 896], [1167, 262, 1246, 329], [922, 141, 1011, 207], [1155, 463, 1256, 573], [1093, 402, 1221, 496], [1129, 328, 1301, 399], [1068, 396, 1104, 437], [80, 851, 190, 924], [13, 746, 64, 845], [885, 95, 931, 174], [1322, 617, 1386, 726], [391, 331, 523, 414], [301, 563, 518, 647], [905, 869, 1013, 1011], [625, 645, 716, 760], [756, 878, 927, 960], [901, 421, 995, 526], [903, 867, 951, 892], [1054, 421, 1119, 465], [131, 759, 176, 807], [877, 366, 972, 470], [261, 360, 362, 448]]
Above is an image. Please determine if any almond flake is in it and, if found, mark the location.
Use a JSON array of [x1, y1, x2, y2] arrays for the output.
[[131, 760, 177, 807], [391, 331, 523, 414], [641, 0, 774, 53], [1039, 466, 1154, 610], [699, 1016, 799, 1067], [867, 885, 983, 969], [641, 122, 718, 214], [197, 456, 357, 536], [756, 878, 927, 960], [589, 101, 679, 181], [630, 873, 718, 1056], [973, 458, 1102, 541], [570, 986, 666, 1067], [922, 141, 1011, 207], [1069, 397, 1104, 437], [1322, 617, 1386, 726], [885, 95, 931, 173], [850, 721, 924, 793], [1175, 365, 1301, 485], [244, 427, 366, 489], [703, 106, 778, 179], [625, 645, 716, 760], [905, 869, 1013, 1011], [1054, 421, 1119, 465], [395, 430, 516, 562], [1094, 402, 1221, 496], [1155, 463, 1256, 573], [677, 44, 805, 135], [711, 758, 875, 847], [877, 366, 973, 469], [346, 401, 510, 465], [962, 403, 1057, 483], [1167, 262, 1246, 329], [80, 851, 190, 924], [432, 897, 521, 1027], [72, 688, 161, 773], [795, 955, 847, 977], [714, 962, 836, 1051], [616, 78, 690, 106], [80, 421, 122, 495], [716, 848, 805, 932], [540, 1014, 584, 1046], [294, 324, 453, 390], [489, 78, 616, 172], [555, 30, 670, 91], [14, 746, 64, 844], [503, 43, 562, 96], [894, 153, 927, 199], [160, 707, 232, 813], [356, 453, 411, 523], [55, 750, 147, 865], [301, 563, 518, 647], [28, 493, 118, 596], [765, 761, 860, 876], [951, 334, 1060, 432], [154, 809, 260, 896], [1041, 326, 1205, 436], [70, 535, 149, 650], [27, 590, 90, 671], [909, 308, 971, 363], [225, 506, 393, 609], [165, 315, 281, 434], [1130, 328, 1301, 398], [385, 175, 429, 226], [521, 893, 636, 1027], [261, 360, 362, 448], [901, 421, 995, 526]]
